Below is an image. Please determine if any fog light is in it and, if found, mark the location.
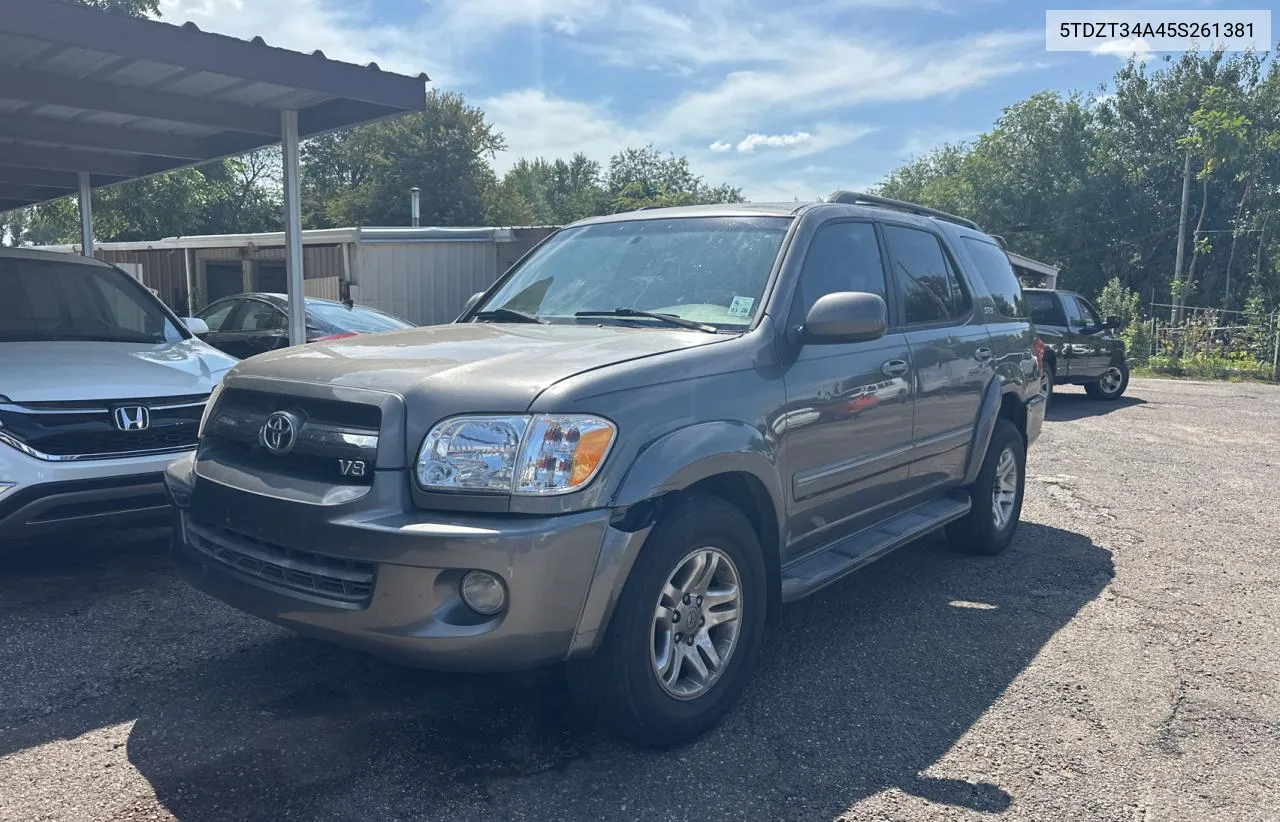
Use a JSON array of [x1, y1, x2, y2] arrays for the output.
[[460, 571, 506, 615]]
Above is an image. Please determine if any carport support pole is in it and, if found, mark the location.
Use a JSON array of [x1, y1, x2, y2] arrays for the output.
[[77, 172, 93, 257], [281, 109, 306, 347]]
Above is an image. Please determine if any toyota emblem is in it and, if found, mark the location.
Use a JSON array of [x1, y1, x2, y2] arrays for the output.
[[259, 410, 301, 455]]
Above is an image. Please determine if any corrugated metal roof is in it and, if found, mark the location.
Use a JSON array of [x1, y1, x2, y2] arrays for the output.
[[28, 226, 534, 253], [0, 0, 428, 212], [1006, 251, 1060, 276]]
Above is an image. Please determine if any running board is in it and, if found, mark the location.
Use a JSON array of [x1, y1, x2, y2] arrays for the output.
[[780, 492, 971, 602]]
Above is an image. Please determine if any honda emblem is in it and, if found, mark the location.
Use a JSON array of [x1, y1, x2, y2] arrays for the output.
[[113, 406, 150, 431]]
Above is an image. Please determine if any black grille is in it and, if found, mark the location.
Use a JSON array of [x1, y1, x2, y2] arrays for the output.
[[187, 518, 375, 607], [0, 397, 204, 458], [200, 387, 380, 485]]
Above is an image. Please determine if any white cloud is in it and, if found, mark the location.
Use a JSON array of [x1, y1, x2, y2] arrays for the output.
[[482, 89, 651, 174], [736, 132, 813, 153], [159, 0, 1046, 208], [1092, 38, 1155, 63]]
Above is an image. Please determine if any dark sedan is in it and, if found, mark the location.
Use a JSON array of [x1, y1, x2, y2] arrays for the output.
[[194, 293, 414, 359]]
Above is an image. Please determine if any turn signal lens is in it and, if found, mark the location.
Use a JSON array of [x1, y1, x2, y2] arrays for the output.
[[514, 415, 616, 496]]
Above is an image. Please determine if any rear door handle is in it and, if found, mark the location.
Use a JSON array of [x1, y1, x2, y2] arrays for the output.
[[974, 347, 993, 362], [881, 359, 909, 377]]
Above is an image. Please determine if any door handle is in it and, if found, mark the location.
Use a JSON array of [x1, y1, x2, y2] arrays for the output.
[[881, 359, 909, 377], [974, 347, 993, 362]]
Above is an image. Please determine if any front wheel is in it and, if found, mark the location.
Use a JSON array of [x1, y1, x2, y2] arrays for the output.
[[947, 418, 1026, 556], [1085, 363, 1129, 400], [572, 493, 766, 749]]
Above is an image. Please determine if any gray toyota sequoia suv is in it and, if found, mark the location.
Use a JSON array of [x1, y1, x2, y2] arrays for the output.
[[168, 191, 1047, 748]]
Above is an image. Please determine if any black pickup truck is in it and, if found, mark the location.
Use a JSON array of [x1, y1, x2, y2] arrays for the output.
[[1024, 287, 1130, 401]]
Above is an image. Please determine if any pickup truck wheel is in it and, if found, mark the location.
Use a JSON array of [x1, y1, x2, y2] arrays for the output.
[[1085, 363, 1129, 400], [947, 418, 1025, 556], [1041, 365, 1055, 412], [572, 493, 766, 749]]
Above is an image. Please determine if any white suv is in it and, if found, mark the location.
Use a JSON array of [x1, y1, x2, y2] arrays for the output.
[[0, 248, 236, 542]]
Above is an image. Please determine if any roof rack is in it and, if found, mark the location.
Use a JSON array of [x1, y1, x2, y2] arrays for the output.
[[826, 191, 982, 231]]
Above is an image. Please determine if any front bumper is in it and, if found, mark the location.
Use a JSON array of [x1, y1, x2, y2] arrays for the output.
[[169, 457, 636, 671], [0, 444, 183, 540]]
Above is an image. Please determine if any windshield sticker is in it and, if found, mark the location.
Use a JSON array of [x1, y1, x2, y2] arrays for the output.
[[727, 296, 755, 317]]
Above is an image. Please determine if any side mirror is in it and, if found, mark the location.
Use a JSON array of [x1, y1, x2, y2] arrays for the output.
[[1104, 315, 1124, 331], [182, 317, 210, 335], [801, 291, 888, 344], [461, 291, 485, 317]]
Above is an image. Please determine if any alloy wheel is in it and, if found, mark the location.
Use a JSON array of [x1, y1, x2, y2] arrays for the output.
[[650, 547, 742, 700], [991, 446, 1018, 531], [1098, 366, 1124, 395]]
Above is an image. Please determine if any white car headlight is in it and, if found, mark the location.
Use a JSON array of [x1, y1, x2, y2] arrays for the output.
[[416, 414, 616, 496]]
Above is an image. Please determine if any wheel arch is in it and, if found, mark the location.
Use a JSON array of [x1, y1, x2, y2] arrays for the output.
[[962, 378, 1028, 486], [569, 422, 786, 657]]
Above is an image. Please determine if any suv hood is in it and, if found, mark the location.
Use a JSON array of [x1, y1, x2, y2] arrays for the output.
[[228, 322, 727, 409], [0, 339, 236, 402]]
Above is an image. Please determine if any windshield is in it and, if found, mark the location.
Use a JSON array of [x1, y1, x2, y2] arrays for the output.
[[476, 216, 792, 328], [308, 302, 414, 333], [0, 257, 186, 344]]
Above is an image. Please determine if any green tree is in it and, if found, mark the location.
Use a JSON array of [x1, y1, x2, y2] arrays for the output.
[[876, 49, 1280, 319], [306, 91, 505, 227], [605, 145, 742, 211]]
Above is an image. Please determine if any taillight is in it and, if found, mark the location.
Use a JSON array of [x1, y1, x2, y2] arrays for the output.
[[1033, 336, 1045, 370], [310, 332, 358, 343]]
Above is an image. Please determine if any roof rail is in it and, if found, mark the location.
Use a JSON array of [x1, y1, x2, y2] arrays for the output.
[[826, 190, 982, 231]]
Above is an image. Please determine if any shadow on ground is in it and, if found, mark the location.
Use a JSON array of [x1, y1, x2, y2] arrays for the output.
[[1047, 390, 1146, 422], [0, 522, 1113, 821]]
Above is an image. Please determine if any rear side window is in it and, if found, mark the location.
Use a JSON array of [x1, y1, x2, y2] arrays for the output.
[[1024, 291, 1065, 326], [882, 225, 971, 325], [963, 238, 1026, 319], [198, 299, 240, 331], [231, 301, 284, 332]]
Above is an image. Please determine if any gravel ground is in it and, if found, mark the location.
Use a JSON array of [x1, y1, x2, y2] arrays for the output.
[[2, 377, 1278, 822]]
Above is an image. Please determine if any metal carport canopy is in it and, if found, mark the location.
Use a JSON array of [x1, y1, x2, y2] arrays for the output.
[[0, 0, 428, 345]]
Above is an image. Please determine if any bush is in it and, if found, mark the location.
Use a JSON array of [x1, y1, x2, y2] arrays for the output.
[[1143, 351, 1274, 381], [1097, 277, 1150, 360]]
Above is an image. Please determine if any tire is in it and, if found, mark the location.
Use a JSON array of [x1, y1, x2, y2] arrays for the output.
[[947, 418, 1026, 556], [1085, 362, 1129, 400], [1042, 364, 1055, 413], [572, 492, 767, 749]]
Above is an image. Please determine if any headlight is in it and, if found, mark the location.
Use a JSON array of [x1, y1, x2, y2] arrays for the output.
[[417, 415, 530, 492], [416, 414, 616, 496]]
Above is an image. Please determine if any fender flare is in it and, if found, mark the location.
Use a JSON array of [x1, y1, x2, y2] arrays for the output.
[[567, 421, 784, 658], [961, 378, 1005, 486], [611, 420, 785, 515]]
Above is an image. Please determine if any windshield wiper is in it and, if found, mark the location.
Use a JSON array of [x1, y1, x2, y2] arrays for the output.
[[473, 307, 547, 324], [575, 308, 719, 334]]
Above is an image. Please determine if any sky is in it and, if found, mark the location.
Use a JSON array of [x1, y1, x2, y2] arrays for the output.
[[157, 0, 1260, 201]]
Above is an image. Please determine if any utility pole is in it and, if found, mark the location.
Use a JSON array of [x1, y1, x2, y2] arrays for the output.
[[1172, 150, 1192, 324]]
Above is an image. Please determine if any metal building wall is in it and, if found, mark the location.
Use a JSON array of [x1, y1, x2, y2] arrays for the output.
[[354, 241, 501, 326], [92, 244, 345, 313], [95, 248, 187, 310]]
